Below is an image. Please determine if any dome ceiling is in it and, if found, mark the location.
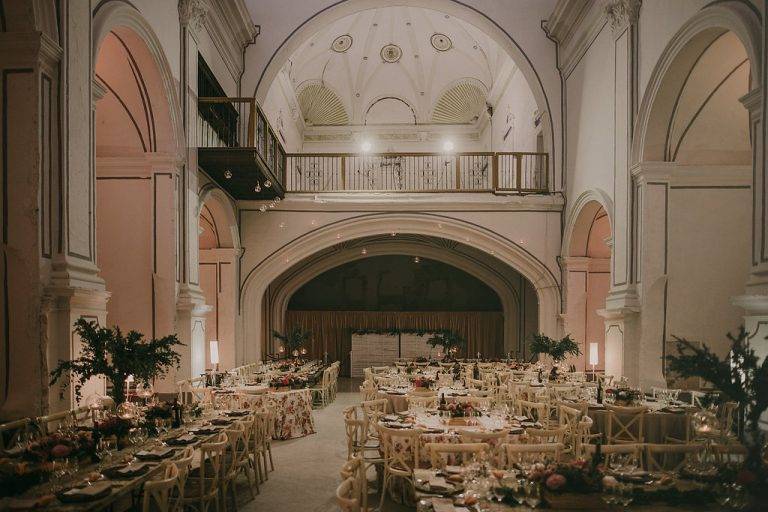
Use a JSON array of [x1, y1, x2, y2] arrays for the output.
[[283, 6, 515, 127]]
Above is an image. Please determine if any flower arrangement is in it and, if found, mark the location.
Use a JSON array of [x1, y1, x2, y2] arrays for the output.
[[144, 402, 174, 422], [411, 376, 434, 389], [606, 388, 644, 405], [189, 402, 203, 419], [526, 459, 603, 494], [23, 431, 95, 463], [269, 375, 307, 389], [93, 415, 133, 439], [443, 402, 476, 418]]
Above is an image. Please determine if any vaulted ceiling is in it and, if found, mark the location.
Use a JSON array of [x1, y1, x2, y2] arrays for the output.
[[283, 6, 516, 127]]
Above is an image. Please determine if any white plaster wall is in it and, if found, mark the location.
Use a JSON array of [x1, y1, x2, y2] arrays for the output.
[[484, 69, 540, 153], [262, 75, 304, 152], [564, 25, 615, 212]]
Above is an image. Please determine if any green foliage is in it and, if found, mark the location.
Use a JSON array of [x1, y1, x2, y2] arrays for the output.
[[427, 330, 467, 356], [49, 318, 183, 404], [272, 326, 312, 353], [529, 333, 581, 362], [666, 327, 768, 468]]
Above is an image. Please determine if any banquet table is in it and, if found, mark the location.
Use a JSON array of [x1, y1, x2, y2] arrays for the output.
[[266, 389, 316, 440], [0, 413, 235, 511], [587, 402, 691, 443], [377, 387, 482, 413]]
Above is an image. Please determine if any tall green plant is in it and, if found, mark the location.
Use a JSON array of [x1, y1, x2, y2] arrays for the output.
[[666, 327, 768, 471], [49, 319, 183, 405], [427, 330, 467, 358], [272, 327, 312, 354], [529, 333, 581, 362]]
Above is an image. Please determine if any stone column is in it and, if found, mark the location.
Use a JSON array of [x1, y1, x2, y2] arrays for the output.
[[733, 87, 768, 363], [173, 0, 211, 385]]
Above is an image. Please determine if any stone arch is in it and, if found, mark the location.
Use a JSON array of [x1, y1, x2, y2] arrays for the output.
[[198, 185, 241, 250], [267, 239, 530, 358], [238, 213, 560, 364], [632, 1, 760, 164], [92, 1, 184, 158], [561, 189, 614, 260]]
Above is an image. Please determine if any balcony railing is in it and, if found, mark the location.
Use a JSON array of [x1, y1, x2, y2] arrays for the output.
[[197, 97, 285, 182], [285, 152, 549, 193]]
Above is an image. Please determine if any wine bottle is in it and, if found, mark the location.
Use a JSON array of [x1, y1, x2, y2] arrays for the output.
[[473, 363, 480, 380], [597, 376, 604, 404]]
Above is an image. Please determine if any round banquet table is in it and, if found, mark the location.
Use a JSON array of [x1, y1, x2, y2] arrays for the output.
[[587, 404, 690, 443], [377, 388, 480, 413]]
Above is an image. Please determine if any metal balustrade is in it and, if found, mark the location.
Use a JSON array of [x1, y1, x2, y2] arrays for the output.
[[285, 152, 549, 193]]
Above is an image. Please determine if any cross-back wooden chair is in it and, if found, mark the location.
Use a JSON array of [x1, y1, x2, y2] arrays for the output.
[[503, 443, 562, 468], [0, 418, 34, 451], [142, 462, 179, 512], [525, 426, 567, 445], [406, 394, 437, 409], [605, 404, 647, 444], [584, 443, 644, 469], [36, 410, 75, 435], [427, 442, 489, 469], [645, 443, 703, 473], [377, 425, 423, 509], [181, 432, 227, 512], [516, 400, 549, 425], [459, 430, 509, 467]]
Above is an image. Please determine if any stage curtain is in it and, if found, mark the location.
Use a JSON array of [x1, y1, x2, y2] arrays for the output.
[[284, 310, 504, 376]]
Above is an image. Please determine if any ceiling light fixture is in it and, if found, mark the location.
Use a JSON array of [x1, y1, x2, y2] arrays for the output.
[[224, 170, 232, 179], [264, 180, 272, 188], [259, 205, 267, 212], [442, 140, 455, 152], [413, 256, 420, 263], [360, 140, 372, 152], [254, 182, 262, 193], [361, 248, 368, 255]]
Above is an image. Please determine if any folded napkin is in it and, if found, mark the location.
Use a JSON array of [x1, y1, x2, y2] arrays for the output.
[[431, 497, 458, 512], [224, 410, 249, 417], [62, 481, 112, 498], [512, 415, 529, 422], [135, 447, 174, 460], [104, 462, 152, 478], [166, 433, 197, 445], [428, 475, 453, 492], [189, 427, 220, 435], [383, 414, 400, 422], [443, 465, 464, 475], [210, 418, 233, 426]]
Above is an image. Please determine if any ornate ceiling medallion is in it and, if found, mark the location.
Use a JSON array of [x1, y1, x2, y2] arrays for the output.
[[431, 33, 452, 52], [331, 34, 353, 53], [380, 44, 402, 63]]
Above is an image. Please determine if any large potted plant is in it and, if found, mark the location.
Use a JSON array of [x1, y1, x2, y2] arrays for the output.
[[529, 333, 581, 363], [427, 330, 467, 359], [49, 319, 183, 405], [272, 326, 312, 357], [666, 327, 767, 507]]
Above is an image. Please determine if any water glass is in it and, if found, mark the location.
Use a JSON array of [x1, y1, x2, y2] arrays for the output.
[[524, 481, 542, 508]]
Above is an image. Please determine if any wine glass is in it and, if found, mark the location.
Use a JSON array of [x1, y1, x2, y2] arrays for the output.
[[524, 480, 542, 508]]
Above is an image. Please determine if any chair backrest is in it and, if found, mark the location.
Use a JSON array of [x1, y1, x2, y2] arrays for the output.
[[71, 406, 94, 427], [584, 443, 643, 469], [525, 426, 567, 445], [406, 395, 437, 409], [503, 443, 562, 467], [712, 442, 748, 465], [719, 401, 739, 434], [427, 442, 489, 468], [459, 430, 509, 465], [0, 418, 33, 450], [645, 443, 703, 472], [193, 433, 228, 500], [172, 446, 194, 505], [378, 425, 423, 472], [360, 399, 388, 424], [224, 421, 249, 477], [335, 477, 360, 512], [517, 400, 548, 425], [142, 463, 179, 512], [605, 405, 647, 443], [36, 410, 75, 435], [455, 396, 492, 410]]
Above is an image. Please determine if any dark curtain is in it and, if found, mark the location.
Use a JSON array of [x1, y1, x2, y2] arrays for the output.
[[284, 310, 504, 376]]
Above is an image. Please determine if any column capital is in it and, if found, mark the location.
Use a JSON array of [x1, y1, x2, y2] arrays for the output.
[[178, 0, 209, 33], [602, 285, 641, 315], [604, 0, 641, 35]]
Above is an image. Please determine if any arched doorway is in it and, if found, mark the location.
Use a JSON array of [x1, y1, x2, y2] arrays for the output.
[[263, 235, 539, 374], [198, 188, 240, 373], [563, 199, 612, 374], [238, 213, 560, 365], [631, 3, 758, 387]]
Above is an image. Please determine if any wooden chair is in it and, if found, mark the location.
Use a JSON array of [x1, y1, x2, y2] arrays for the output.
[[460, 430, 509, 467], [712, 443, 749, 465], [503, 443, 563, 467], [171, 446, 194, 511], [0, 418, 33, 451], [336, 477, 361, 512], [360, 399, 388, 439], [142, 462, 180, 512], [359, 382, 378, 403], [525, 426, 567, 445], [645, 443, 703, 473], [605, 404, 647, 444], [377, 425, 423, 509], [516, 400, 549, 425], [584, 443, 644, 469], [427, 442, 489, 469], [221, 422, 251, 510], [36, 410, 75, 435], [455, 396, 492, 410], [181, 432, 227, 512], [406, 395, 437, 409]]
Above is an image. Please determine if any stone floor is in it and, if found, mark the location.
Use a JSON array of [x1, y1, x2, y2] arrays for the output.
[[240, 378, 407, 512]]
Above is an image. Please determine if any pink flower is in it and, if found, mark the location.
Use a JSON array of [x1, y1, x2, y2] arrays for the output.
[[545, 473, 567, 491], [50, 444, 71, 459]]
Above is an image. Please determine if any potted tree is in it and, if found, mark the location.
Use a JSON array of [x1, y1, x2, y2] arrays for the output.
[[272, 327, 312, 359], [49, 319, 183, 405], [529, 333, 581, 364], [427, 330, 467, 360]]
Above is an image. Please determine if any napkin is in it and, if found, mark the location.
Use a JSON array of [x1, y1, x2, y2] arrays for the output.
[[210, 418, 233, 426], [428, 475, 453, 492], [431, 497, 458, 512], [443, 465, 463, 475], [63, 481, 111, 497], [224, 410, 249, 417], [513, 415, 529, 422], [114, 462, 151, 476], [135, 447, 174, 460]]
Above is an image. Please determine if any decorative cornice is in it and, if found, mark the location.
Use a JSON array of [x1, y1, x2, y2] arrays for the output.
[[545, 0, 609, 78], [92, 77, 109, 107], [631, 162, 751, 187], [203, 0, 258, 81], [604, 0, 642, 34], [739, 87, 762, 113], [178, 0, 209, 32]]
